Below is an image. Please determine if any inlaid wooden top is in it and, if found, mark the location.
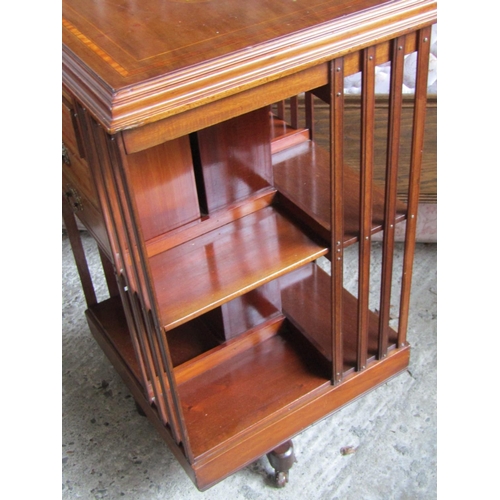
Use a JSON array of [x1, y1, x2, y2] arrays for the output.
[[62, 0, 436, 131]]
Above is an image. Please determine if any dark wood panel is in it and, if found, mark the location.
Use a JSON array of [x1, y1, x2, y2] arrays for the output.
[[125, 136, 201, 241], [197, 107, 273, 213]]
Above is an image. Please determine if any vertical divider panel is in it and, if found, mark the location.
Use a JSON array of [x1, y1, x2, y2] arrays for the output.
[[357, 46, 376, 372], [398, 26, 432, 347], [111, 133, 194, 460], [75, 106, 161, 413], [378, 36, 406, 359], [330, 58, 345, 385]]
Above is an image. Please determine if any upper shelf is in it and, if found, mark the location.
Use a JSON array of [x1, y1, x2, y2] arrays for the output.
[[150, 205, 328, 332], [273, 140, 407, 246]]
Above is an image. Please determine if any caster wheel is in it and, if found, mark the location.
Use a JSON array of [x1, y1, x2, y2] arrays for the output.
[[266, 440, 296, 488], [275, 471, 288, 488]]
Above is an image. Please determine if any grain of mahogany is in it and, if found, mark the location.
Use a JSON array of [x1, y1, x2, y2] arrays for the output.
[[62, 0, 437, 490]]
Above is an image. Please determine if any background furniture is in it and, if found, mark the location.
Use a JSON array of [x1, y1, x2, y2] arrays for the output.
[[62, 0, 437, 490]]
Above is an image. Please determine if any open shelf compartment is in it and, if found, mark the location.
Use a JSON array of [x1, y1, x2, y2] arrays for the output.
[[272, 139, 407, 246], [86, 259, 400, 464], [280, 262, 398, 375], [149, 204, 328, 332]]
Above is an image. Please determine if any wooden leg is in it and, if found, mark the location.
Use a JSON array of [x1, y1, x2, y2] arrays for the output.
[[266, 440, 296, 487]]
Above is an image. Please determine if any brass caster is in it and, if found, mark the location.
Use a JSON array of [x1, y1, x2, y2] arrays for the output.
[[275, 471, 288, 488]]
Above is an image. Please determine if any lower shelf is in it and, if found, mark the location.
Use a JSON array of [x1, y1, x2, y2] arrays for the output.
[[280, 263, 398, 374], [86, 287, 410, 490]]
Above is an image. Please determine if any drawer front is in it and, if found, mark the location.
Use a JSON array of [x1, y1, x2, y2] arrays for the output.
[[62, 98, 86, 160], [62, 141, 99, 208], [63, 171, 111, 260], [62, 97, 100, 207]]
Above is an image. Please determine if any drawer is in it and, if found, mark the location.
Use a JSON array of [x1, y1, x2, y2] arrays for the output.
[[62, 98, 85, 160], [63, 171, 111, 260], [62, 141, 99, 208]]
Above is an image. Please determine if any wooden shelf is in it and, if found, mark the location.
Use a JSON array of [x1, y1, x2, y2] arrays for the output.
[[270, 114, 310, 154], [177, 321, 330, 459], [85, 295, 328, 460], [87, 297, 223, 380], [272, 140, 407, 246], [149, 205, 328, 332], [280, 264, 398, 374], [87, 296, 144, 383]]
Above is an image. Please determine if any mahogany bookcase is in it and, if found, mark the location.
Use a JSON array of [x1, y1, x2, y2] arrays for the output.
[[62, 0, 437, 491]]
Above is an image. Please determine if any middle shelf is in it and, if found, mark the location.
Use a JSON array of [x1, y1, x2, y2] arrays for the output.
[[149, 205, 328, 332]]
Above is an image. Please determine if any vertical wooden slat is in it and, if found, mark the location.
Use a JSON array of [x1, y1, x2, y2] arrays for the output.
[[113, 134, 194, 462], [330, 58, 344, 385], [290, 95, 299, 129], [117, 277, 155, 402], [378, 36, 406, 359], [398, 26, 432, 347], [357, 46, 376, 372], [277, 100, 286, 120], [305, 91, 315, 140], [98, 246, 120, 298], [62, 194, 97, 307]]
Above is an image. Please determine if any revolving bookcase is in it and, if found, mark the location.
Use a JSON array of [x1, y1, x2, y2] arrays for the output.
[[62, 0, 437, 490]]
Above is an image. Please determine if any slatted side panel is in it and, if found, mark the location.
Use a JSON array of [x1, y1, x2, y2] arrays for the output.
[[236, 25, 432, 380], [75, 105, 194, 460], [77, 106, 161, 414], [112, 133, 195, 462], [76, 105, 166, 419]]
